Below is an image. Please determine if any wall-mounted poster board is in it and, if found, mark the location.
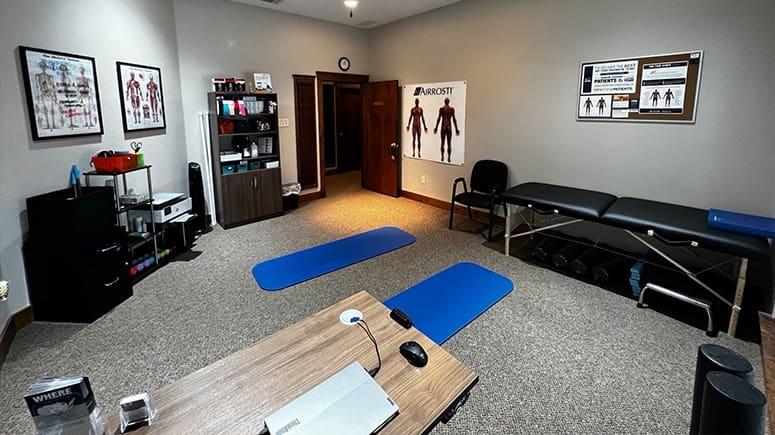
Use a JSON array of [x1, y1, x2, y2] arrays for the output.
[[577, 50, 703, 123]]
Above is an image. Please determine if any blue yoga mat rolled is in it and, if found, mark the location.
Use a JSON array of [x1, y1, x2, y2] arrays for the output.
[[252, 226, 415, 291], [384, 262, 513, 344]]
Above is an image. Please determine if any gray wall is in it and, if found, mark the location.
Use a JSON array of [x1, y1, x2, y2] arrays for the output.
[[370, 0, 775, 217], [0, 0, 187, 324], [174, 0, 370, 187], [1, 0, 773, 331]]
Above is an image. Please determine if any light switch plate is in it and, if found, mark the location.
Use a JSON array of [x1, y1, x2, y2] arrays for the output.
[[278, 118, 290, 128]]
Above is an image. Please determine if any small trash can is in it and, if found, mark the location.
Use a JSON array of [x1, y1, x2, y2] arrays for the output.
[[282, 182, 301, 211]]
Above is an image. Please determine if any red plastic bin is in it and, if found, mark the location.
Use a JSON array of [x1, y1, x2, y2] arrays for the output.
[[91, 154, 138, 172]]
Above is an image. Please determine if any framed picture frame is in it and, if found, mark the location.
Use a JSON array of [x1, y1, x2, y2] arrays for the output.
[[19, 46, 104, 140], [116, 62, 166, 132]]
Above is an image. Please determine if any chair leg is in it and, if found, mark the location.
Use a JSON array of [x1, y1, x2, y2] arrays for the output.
[[467, 205, 473, 220], [449, 200, 456, 230], [487, 203, 495, 242]]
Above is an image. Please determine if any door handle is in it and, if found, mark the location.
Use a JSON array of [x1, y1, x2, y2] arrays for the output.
[[253, 176, 257, 190], [104, 276, 120, 287], [98, 243, 121, 254], [389, 142, 400, 160]]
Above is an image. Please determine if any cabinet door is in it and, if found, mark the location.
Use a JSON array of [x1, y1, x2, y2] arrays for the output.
[[255, 168, 282, 216], [221, 172, 259, 225]]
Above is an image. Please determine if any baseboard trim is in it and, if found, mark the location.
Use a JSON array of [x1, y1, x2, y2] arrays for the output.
[[0, 306, 33, 369], [300, 191, 324, 203], [401, 190, 506, 226]]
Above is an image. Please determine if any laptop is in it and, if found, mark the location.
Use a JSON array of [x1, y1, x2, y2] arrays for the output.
[[263, 362, 399, 435]]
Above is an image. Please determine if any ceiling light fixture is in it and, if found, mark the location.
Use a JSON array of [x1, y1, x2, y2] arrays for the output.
[[343, 0, 358, 18]]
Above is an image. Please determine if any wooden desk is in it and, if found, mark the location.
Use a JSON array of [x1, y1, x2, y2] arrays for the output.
[[107, 291, 478, 434], [758, 311, 775, 435]]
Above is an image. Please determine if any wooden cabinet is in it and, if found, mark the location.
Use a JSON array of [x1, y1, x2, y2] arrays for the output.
[[208, 92, 282, 228], [220, 168, 283, 225]]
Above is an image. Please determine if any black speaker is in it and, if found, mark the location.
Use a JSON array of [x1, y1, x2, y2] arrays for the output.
[[188, 162, 211, 234]]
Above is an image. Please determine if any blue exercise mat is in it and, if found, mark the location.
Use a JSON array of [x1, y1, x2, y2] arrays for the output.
[[708, 208, 775, 239], [253, 226, 415, 291], [384, 262, 513, 344]]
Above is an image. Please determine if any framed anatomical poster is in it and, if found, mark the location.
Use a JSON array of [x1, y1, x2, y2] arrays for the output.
[[117, 61, 166, 132], [19, 46, 104, 140]]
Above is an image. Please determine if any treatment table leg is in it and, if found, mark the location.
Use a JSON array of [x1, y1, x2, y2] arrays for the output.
[[727, 258, 748, 337], [504, 204, 511, 255], [625, 230, 746, 336]]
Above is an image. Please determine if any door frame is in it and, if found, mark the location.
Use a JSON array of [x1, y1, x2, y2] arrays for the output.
[[315, 71, 368, 197]]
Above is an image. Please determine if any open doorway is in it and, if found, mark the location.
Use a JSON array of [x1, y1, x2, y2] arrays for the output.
[[322, 83, 363, 175], [294, 73, 399, 199]]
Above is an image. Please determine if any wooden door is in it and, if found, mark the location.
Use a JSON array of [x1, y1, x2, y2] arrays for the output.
[[293, 75, 317, 189], [335, 84, 363, 172], [363, 80, 400, 197], [221, 172, 258, 226]]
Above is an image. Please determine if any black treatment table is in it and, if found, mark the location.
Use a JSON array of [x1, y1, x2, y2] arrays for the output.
[[499, 182, 771, 336]]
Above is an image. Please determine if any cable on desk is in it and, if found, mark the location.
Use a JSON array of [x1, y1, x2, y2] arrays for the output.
[[357, 319, 381, 377]]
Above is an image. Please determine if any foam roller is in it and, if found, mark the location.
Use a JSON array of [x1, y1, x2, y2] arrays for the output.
[[698, 371, 765, 434], [690, 344, 754, 435]]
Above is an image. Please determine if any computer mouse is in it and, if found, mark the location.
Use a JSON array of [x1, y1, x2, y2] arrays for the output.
[[399, 341, 428, 367]]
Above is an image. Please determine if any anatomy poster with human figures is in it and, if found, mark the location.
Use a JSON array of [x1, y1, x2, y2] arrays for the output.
[[577, 51, 702, 123], [402, 81, 466, 165], [19, 46, 104, 140], [117, 62, 166, 132]]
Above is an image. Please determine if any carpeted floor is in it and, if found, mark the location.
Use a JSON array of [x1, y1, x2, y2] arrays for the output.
[[0, 171, 765, 434]]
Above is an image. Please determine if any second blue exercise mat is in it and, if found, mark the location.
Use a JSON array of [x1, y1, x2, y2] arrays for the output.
[[252, 226, 415, 291], [384, 262, 513, 344]]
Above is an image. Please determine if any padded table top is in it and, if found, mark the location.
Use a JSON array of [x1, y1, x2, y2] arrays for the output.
[[500, 182, 618, 221], [601, 197, 770, 259]]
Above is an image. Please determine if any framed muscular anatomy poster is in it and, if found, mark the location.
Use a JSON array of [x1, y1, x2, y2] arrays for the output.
[[19, 46, 104, 140], [577, 50, 703, 123], [402, 81, 467, 165], [117, 62, 166, 132]]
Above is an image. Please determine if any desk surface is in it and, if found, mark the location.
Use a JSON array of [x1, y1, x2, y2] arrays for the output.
[[758, 312, 775, 435], [107, 291, 478, 434]]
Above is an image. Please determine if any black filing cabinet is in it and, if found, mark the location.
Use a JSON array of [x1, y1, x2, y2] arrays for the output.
[[25, 187, 132, 322]]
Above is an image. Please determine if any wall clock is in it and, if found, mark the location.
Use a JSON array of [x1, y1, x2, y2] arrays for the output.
[[338, 57, 351, 71]]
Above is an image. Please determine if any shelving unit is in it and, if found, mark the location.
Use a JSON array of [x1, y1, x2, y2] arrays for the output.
[[208, 92, 282, 228], [84, 165, 160, 283]]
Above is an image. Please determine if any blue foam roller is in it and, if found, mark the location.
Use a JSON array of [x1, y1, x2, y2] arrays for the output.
[[708, 208, 775, 239]]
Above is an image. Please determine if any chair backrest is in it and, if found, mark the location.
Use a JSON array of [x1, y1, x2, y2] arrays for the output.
[[470, 160, 508, 194]]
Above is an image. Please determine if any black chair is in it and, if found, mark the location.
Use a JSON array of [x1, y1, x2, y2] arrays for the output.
[[449, 160, 508, 241]]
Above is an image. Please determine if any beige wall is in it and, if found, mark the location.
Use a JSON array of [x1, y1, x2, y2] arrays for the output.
[[370, 0, 775, 216], [0, 0, 187, 323], [174, 0, 370, 188]]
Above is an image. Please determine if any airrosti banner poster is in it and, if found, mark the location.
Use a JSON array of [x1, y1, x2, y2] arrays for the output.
[[402, 81, 466, 166], [577, 51, 703, 123]]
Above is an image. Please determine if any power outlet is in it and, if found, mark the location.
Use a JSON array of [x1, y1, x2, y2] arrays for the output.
[[421, 176, 427, 185], [278, 118, 290, 128]]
